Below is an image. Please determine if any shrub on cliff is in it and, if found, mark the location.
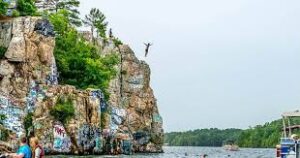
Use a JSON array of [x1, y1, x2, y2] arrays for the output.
[[0, 46, 7, 59], [54, 31, 119, 98], [0, 0, 8, 16], [50, 96, 75, 124], [49, 10, 119, 99], [17, 0, 37, 16], [0, 114, 6, 125], [24, 112, 33, 137], [49, 10, 70, 35]]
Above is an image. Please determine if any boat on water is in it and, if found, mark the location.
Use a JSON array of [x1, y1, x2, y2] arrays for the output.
[[223, 144, 239, 151], [276, 110, 300, 158]]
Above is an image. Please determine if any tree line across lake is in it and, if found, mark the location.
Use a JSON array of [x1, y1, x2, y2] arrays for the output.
[[165, 118, 300, 148]]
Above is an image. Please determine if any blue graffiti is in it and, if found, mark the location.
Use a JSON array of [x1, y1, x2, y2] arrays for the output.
[[46, 57, 58, 85], [78, 124, 102, 152], [26, 81, 46, 113], [0, 95, 24, 137], [90, 90, 107, 111]]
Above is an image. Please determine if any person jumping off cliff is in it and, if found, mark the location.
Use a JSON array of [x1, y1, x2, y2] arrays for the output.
[[144, 42, 153, 57], [109, 28, 113, 38]]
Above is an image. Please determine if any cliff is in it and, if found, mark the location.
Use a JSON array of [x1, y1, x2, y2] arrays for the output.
[[0, 17, 163, 154]]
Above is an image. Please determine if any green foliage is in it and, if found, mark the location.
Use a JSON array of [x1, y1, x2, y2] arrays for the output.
[[16, 0, 37, 16], [0, 0, 8, 15], [23, 112, 33, 136], [165, 128, 242, 147], [0, 114, 6, 126], [49, 10, 119, 99], [236, 119, 300, 148], [0, 114, 8, 141], [165, 118, 300, 148], [12, 10, 20, 17], [50, 96, 75, 124], [0, 128, 9, 141], [0, 46, 7, 59], [49, 10, 70, 35], [51, 0, 81, 27], [112, 37, 123, 48], [83, 8, 108, 39]]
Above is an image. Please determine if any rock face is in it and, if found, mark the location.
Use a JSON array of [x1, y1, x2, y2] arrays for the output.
[[105, 45, 164, 153], [0, 17, 163, 155]]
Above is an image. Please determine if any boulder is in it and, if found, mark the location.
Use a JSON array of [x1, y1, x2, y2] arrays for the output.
[[5, 36, 26, 62]]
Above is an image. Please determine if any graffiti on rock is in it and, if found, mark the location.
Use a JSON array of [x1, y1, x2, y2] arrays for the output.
[[0, 95, 24, 137], [26, 81, 46, 113], [110, 107, 126, 132], [34, 19, 55, 37], [90, 90, 107, 111], [53, 122, 71, 153], [152, 113, 163, 124], [78, 124, 102, 153], [46, 57, 58, 85], [122, 140, 132, 155], [111, 107, 126, 125], [127, 75, 144, 89], [133, 131, 150, 145]]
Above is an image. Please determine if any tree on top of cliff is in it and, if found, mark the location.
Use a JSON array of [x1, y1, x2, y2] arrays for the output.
[[17, 0, 37, 16], [0, 0, 8, 16], [48, 0, 81, 27], [49, 9, 70, 35], [83, 8, 108, 42]]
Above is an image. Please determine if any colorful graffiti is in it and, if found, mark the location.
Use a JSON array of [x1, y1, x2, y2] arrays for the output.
[[109, 107, 126, 132], [133, 131, 150, 145], [0, 95, 24, 137], [46, 57, 58, 85], [78, 124, 102, 153], [26, 81, 46, 113], [90, 90, 107, 111], [53, 121, 71, 153]]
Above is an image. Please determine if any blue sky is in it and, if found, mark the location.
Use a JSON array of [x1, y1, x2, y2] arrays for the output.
[[79, 0, 300, 132]]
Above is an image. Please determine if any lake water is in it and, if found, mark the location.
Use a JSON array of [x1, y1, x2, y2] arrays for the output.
[[47, 146, 274, 158]]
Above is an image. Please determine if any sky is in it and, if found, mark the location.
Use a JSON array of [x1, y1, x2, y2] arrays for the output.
[[79, 0, 300, 132]]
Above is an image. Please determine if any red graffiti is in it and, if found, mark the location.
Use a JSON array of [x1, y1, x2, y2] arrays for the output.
[[54, 126, 65, 137]]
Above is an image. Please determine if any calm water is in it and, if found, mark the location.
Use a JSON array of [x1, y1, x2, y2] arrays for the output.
[[47, 146, 274, 158]]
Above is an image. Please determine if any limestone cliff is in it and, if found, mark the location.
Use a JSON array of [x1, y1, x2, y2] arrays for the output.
[[0, 17, 163, 154]]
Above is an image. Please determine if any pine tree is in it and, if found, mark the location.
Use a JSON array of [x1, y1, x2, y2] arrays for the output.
[[49, 0, 81, 27], [83, 8, 108, 41]]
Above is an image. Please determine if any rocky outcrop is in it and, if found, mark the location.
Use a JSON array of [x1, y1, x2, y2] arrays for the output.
[[105, 45, 164, 153], [4, 0, 56, 16], [0, 16, 163, 155]]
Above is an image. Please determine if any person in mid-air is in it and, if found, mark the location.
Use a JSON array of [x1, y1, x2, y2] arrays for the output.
[[144, 43, 153, 57]]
